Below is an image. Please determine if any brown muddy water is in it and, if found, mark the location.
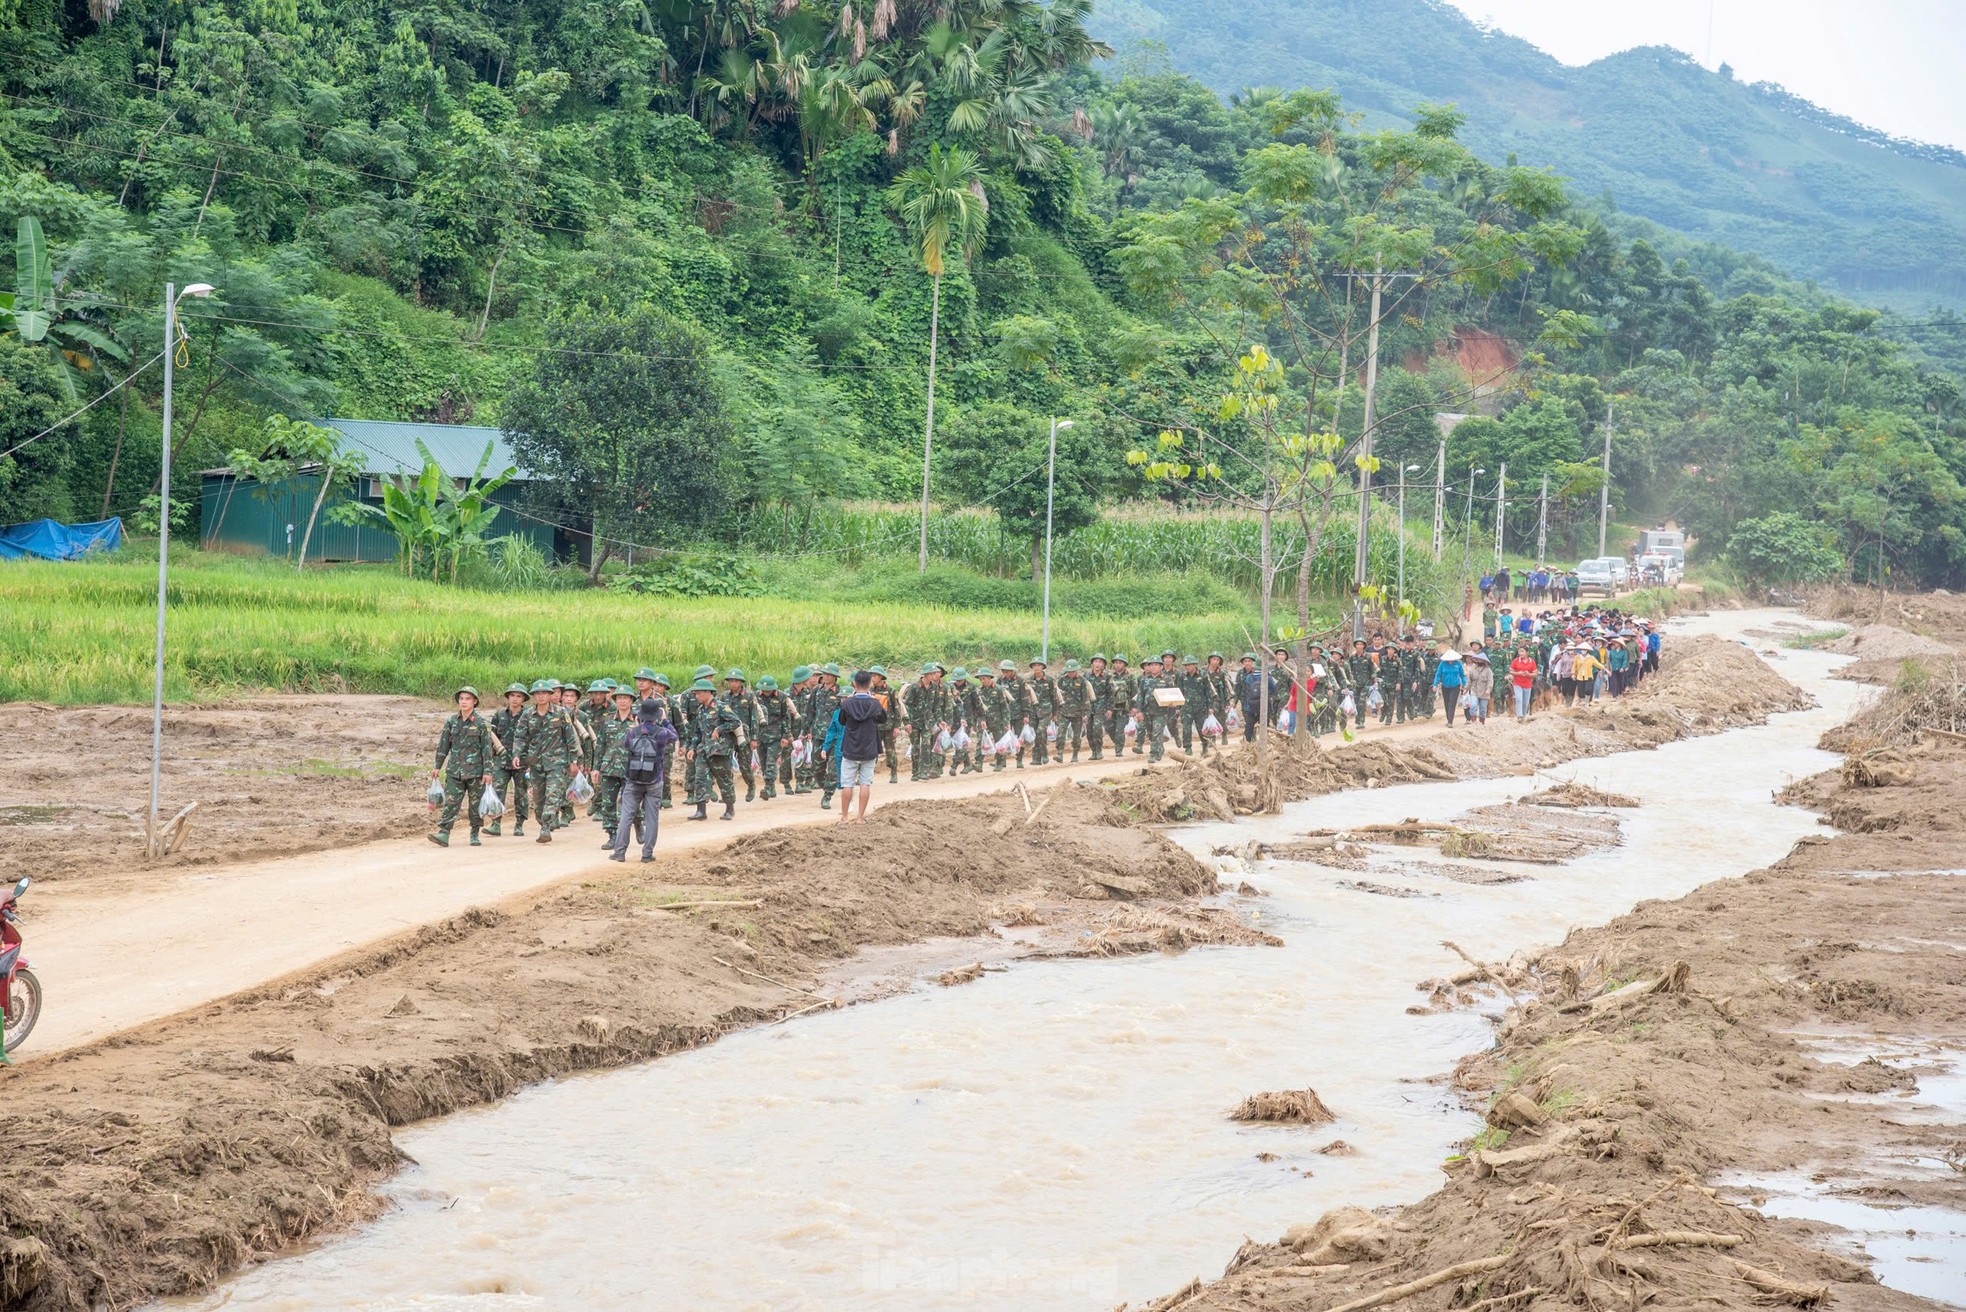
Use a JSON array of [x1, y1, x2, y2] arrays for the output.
[[167, 616, 1894, 1311]]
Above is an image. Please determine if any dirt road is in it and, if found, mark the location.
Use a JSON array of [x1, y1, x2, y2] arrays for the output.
[[15, 690, 1533, 1057]]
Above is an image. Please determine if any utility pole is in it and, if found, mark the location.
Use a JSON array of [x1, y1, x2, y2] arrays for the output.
[[1493, 462, 1506, 568], [1536, 473, 1549, 568], [1350, 257, 1384, 642], [1431, 436, 1446, 562], [150, 280, 215, 859], [1597, 402, 1614, 558], [1396, 464, 1409, 612], [1039, 417, 1073, 664]]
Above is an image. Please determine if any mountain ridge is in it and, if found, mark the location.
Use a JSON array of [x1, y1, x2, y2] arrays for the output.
[[1093, 0, 1966, 312]]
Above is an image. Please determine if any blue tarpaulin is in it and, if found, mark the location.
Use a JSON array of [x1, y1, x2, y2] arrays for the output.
[[0, 517, 124, 561]]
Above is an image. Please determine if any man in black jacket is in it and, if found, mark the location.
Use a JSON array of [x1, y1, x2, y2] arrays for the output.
[[836, 670, 888, 824]]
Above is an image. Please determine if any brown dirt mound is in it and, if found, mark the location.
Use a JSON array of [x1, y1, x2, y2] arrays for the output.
[[1528, 781, 1639, 808], [1230, 1088, 1335, 1124], [1819, 623, 1955, 660], [1822, 658, 1965, 752]]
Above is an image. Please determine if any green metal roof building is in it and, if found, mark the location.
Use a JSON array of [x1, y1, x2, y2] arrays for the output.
[[197, 419, 568, 564]]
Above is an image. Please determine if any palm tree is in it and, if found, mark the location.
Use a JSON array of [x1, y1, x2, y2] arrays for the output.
[[887, 143, 988, 571]]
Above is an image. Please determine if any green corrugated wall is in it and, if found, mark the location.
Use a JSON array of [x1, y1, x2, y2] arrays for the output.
[[197, 474, 560, 563]]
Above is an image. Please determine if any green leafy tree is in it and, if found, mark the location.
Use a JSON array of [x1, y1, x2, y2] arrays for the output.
[[887, 143, 989, 572], [218, 416, 367, 569], [501, 309, 737, 581], [0, 335, 76, 524], [940, 402, 1102, 581], [1726, 512, 1843, 586]]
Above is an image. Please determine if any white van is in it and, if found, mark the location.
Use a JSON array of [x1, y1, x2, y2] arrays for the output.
[[1575, 557, 1626, 596], [1637, 554, 1683, 586]]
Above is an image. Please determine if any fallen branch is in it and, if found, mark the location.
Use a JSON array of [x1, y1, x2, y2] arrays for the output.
[[1607, 1230, 1741, 1251], [712, 955, 823, 998], [1257, 1262, 1350, 1278], [771, 998, 838, 1025], [1734, 1262, 1828, 1306], [1025, 790, 1055, 826], [1563, 960, 1693, 1015], [1321, 1254, 1510, 1312]]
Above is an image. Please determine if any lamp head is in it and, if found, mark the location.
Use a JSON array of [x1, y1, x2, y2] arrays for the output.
[[1055, 419, 1074, 430], [179, 283, 216, 300]]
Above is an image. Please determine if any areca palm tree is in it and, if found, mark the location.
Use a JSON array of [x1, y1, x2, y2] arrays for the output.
[[887, 144, 989, 571]]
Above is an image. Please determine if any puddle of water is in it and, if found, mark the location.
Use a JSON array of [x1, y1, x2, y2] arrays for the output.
[[1719, 1170, 1966, 1308], [164, 616, 1871, 1312]]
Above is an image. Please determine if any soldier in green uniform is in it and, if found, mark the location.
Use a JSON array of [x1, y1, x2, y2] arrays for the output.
[[754, 675, 799, 800], [902, 664, 942, 780], [486, 682, 530, 837], [681, 663, 717, 810], [1109, 655, 1139, 755], [682, 678, 741, 821], [1177, 655, 1210, 755], [1056, 659, 1090, 762], [1084, 655, 1112, 760], [1345, 641, 1375, 729], [971, 666, 1010, 772], [945, 668, 976, 773], [721, 668, 761, 803], [997, 660, 1030, 768], [649, 673, 678, 809], [430, 686, 495, 848], [1025, 658, 1058, 765], [1304, 643, 1335, 737], [1420, 640, 1442, 720], [1136, 655, 1174, 762], [813, 663, 843, 808], [787, 666, 816, 793], [869, 666, 902, 785], [1205, 654, 1233, 741], [595, 686, 636, 840], [524, 679, 579, 844]]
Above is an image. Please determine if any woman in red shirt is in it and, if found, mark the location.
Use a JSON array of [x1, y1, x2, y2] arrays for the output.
[[1508, 650, 1538, 722]]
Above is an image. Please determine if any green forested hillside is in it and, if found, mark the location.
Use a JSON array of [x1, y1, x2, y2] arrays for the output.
[[2, 0, 1963, 604], [1094, 0, 1966, 314]]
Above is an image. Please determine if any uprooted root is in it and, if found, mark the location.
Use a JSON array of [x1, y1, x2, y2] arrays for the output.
[[1230, 1088, 1335, 1124]]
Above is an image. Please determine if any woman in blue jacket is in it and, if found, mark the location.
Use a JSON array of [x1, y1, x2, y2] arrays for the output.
[[1432, 647, 1468, 726]]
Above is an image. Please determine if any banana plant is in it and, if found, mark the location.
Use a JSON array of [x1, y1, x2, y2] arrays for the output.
[[1, 217, 131, 401], [335, 438, 516, 581]]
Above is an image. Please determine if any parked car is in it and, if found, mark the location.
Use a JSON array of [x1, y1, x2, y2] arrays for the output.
[[1575, 557, 1627, 595], [1636, 554, 1684, 586]]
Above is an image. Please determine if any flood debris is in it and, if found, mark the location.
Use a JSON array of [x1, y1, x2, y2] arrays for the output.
[[1525, 781, 1639, 808], [1230, 1087, 1336, 1125]]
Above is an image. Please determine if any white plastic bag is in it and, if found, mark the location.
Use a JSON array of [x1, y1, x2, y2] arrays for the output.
[[567, 772, 594, 804], [1123, 719, 1138, 739], [951, 727, 970, 750], [1340, 691, 1357, 718], [1020, 724, 1037, 745], [426, 777, 446, 808], [1225, 707, 1241, 730], [935, 728, 953, 753], [1201, 713, 1222, 737], [791, 738, 808, 767], [1044, 720, 1058, 742], [478, 787, 505, 819], [996, 730, 1021, 754], [1366, 685, 1384, 711]]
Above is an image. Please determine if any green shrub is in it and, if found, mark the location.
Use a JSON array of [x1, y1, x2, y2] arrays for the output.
[[605, 554, 765, 598]]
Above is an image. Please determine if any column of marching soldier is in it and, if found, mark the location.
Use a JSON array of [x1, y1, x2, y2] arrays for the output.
[[422, 614, 1656, 847]]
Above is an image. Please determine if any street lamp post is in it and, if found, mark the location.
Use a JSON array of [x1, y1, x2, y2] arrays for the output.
[[1396, 463, 1420, 613], [1039, 417, 1073, 664], [149, 280, 216, 859]]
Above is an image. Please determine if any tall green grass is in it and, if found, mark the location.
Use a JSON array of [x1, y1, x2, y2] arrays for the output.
[[2, 551, 1274, 705]]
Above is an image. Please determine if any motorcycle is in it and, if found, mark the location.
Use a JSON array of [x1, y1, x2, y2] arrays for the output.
[[2, 875, 40, 1056]]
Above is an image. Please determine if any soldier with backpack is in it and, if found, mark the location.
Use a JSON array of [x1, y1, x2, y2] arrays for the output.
[[610, 699, 680, 863]]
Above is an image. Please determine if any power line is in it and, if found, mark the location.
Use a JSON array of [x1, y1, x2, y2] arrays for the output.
[[0, 350, 165, 462]]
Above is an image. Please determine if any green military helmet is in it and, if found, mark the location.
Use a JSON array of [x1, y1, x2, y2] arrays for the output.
[[725, 667, 746, 682], [688, 678, 717, 693], [869, 664, 887, 678], [978, 666, 997, 679], [587, 679, 610, 693], [634, 666, 658, 682], [1062, 659, 1080, 673], [1182, 655, 1199, 666], [1028, 656, 1046, 667], [931, 661, 947, 674], [1243, 651, 1259, 662], [653, 672, 672, 688], [1111, 653, 1129, 664], [693, 664, 717, 680], [455, 685, 480, 703], [1143, 654, 1164, 666], [1090, 653, 1107, 663], [758, 675, 779, 692], [823, 662, 841, 676], [791, 664, 813, 682], [999, 659, 1016, 672], [611, 685, 636, 700], [949, 666, 969, 681], [1208, 651, 1223, 661], [503, 681, 528, 696], [601, 677, 619, 690], [529, 679, 556, 693]]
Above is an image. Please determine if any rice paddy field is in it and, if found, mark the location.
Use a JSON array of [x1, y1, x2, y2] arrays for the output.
[[3, 550, 1285, 705]]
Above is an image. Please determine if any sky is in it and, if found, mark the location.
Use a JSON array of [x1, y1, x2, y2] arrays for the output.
[[1441, 0, 1966, 151]]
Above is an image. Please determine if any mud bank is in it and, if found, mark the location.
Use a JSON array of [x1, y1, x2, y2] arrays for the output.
[[1141, 715, 1966, 1310], [0, 635, 1807, 1312]]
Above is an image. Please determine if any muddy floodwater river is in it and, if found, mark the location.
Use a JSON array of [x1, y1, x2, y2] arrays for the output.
[[170, 614, 1866, 1311]]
